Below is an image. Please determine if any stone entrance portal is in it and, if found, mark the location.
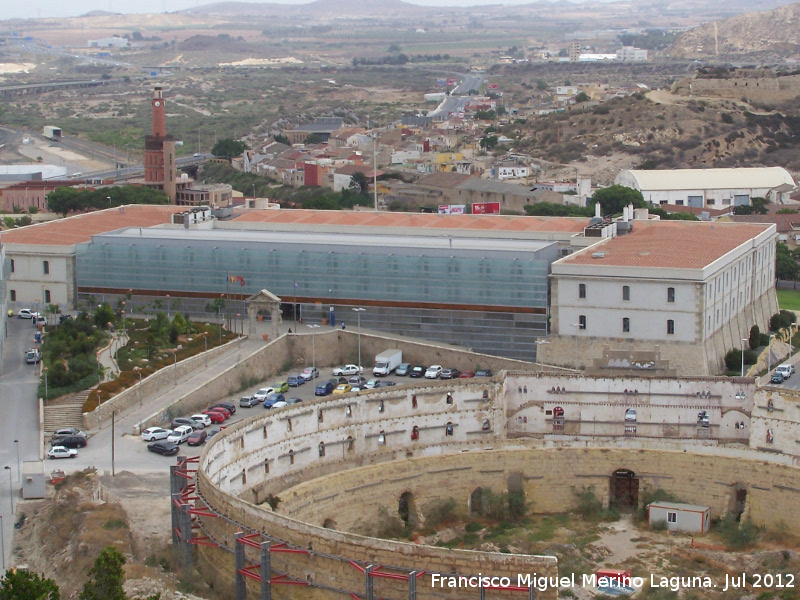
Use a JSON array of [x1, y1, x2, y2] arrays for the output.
[[246, 289, 282, 340]]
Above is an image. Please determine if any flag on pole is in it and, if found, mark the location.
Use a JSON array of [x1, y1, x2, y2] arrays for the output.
[[228, 275, 246, 287], [294, 281, 299, 289]]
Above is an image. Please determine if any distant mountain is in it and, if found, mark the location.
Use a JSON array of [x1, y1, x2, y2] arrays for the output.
[[181, 0, 418, 17], [670, 2, 800, 58], [78, 10, 122, 17]]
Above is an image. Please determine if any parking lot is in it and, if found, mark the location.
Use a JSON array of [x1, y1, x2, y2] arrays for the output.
[[59, 365, 443, 471]]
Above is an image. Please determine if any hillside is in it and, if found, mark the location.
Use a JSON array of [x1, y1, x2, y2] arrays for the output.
[[498, 91, 800, 185], [670, 2, 800, 59]]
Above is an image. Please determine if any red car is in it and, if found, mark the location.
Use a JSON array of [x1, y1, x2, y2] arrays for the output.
[[187, 429, 208, 446], [202, 410, 226, 424], [459, 371, 476, 378], [207, 405, 231, 418]]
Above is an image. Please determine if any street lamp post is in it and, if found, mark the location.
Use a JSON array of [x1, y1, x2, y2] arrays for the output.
[[742, 338, 747, 377], [0, 514, 4, 572], [307, 324, 320, 370], [203, 332, 208, 367], [134, 367, 143, 407], [166, 295, 170, 320], [173, 351, 178, 386], [4, 466, 13, 516], [352, 308, 365, 372], [43, 367, 48, 403], [13, 440, 20, 483], [533, 339, 549, 374]]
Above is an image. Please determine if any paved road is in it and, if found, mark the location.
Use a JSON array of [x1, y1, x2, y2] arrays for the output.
[[0, 317, 44, 570]]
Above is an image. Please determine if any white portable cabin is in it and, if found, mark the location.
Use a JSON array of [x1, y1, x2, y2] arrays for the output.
[[647, 501, 710, 533]]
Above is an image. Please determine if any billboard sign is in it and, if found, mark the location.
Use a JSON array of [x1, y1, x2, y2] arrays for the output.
[[472, 202, 501, 215], [439, 204, 466, 214]]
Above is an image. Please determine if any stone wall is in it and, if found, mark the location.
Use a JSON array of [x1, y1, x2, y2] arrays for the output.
[[84, 336, 249, 431]]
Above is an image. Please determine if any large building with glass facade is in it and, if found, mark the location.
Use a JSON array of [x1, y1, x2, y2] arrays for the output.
[[74, 213, 565, 360]]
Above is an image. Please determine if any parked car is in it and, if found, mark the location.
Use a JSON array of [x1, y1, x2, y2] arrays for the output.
[[17, 309, 39, 320], [315, 381, 335, 396], [202, 410, 226, 424], [48, 446, 78, 459], [301, 367, 319, 380], [148, 441, 180, 456], [425, 365, 443, 379], [395, 363, 412, 376], [375, 381, 396, 388], [775, 364, 795, 379], [206, 405, 231, 418], [187, 429, 208, 446], [190, 414, 212, 428], [333, 383, 352, 395], [348, 376, 367, 387], [141, 427, 172, 442], [459, 371, 476, 378], [263, 392, 286, 408], [240, 395, 260, 408], [52, 427, 87, 439], [271, 400, 288, 409], [271, 381, 290, 393], [25, 348, 41, 364], [172, 417, 204, 431], [332, 364, 363, 376], [475, 369, 493, 377], [209, 401, 236, 415], [440, 368, 461, 379], [287, 375, 306, 387], [285, 397, 303, 405], [50, 435, 87, 448], [771, 372, 785, 384], [624, 409, 637, 422], [364, 379, 380, 389], [253, 388, 275, 402], [409, 366, 425, 378], [167, 425, 194, 444], [207, 427, 222, 438]]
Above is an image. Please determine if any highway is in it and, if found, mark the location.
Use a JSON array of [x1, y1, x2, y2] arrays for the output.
[[0, 317, 45, 571], [429, 73, 484, 119]]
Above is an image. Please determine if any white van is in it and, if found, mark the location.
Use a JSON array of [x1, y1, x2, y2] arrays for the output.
[[775, 364, 795, 379]]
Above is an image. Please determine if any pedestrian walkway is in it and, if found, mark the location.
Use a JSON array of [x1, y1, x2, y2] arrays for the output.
[[97, 332, 129, 382]]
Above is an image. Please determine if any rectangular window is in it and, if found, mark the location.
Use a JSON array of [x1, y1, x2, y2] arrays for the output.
[[9, 290, 16, 302], [579, 315, 586, 330], [579, 283, 586, 299], [667, 320, 675, 335], [9, 259, 14, 273], [622, 317, 630, 333], [667, 512, 677, 523], [667, 287, 675, 303], [43, 260, 49, 275], [622, 285, 630, 301], [44, 289, 51, 304]]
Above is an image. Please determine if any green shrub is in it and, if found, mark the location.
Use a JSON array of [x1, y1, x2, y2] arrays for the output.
[[424, 498, 460, 528], [749, 325, 760, 349], [650, 519, 668, 531], [724, 349, 742, 372], [465, 521, 482, 533], [716, 513, 760, 548]]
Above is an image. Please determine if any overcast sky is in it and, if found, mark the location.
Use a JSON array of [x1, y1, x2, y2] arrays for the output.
[[9, 0, 549, 20]]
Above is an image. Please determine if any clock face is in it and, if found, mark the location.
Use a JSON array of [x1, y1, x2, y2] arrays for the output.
[[154, 101, 161, 107]]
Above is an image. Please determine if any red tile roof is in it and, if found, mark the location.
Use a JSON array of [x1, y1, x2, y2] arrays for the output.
[[559, 220, 772, 269], [0, 205, 185, 247], [231, 209, 590, 233]]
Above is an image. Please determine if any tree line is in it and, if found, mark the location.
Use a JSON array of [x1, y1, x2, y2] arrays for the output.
[[46, 186, 170, 217]]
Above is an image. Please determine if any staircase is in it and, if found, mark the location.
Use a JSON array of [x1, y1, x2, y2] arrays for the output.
[[43, 391, 89, 434]]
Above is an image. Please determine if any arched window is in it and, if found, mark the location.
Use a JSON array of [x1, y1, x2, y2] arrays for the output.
[[286, 419, 292, 432], [622, 317, 630, 333], [446, 393, 453, 405], [318, 409, 324, 423], [667, 287, 675, 303], [378, 400, 384, 413], [482, 419, 491, 431], [667, 319, 675, 335], [346, 435, 355, 451], [411, 426, 419, 441], [378, 430, 386, 445], [288, 449, 295, 465], [445, 422, 454, 436], [318, 442, 325, 457], [345, 405, 352, 418], [412, 395, 417, 409]]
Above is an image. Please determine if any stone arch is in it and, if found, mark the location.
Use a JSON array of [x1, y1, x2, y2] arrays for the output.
[[246, 289, 282, 340], [469, 486, 486, 516], [323, 519, 337, 530], [729, 483, 748, 521], [610, 468, 639, 510], [398, 491, 418, 528]]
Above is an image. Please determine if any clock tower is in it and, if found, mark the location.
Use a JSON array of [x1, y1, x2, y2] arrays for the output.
[[144, 87, 176, 202]]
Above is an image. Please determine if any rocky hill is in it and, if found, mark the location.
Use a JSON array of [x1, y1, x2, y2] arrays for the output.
[[670, 2, 800, 59]]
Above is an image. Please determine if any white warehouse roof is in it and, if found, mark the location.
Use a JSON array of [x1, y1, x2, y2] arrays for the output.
[[617, 167, 796, 191]]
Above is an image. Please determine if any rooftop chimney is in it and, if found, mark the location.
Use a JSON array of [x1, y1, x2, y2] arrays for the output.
[[594, 202, 601, 218]]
